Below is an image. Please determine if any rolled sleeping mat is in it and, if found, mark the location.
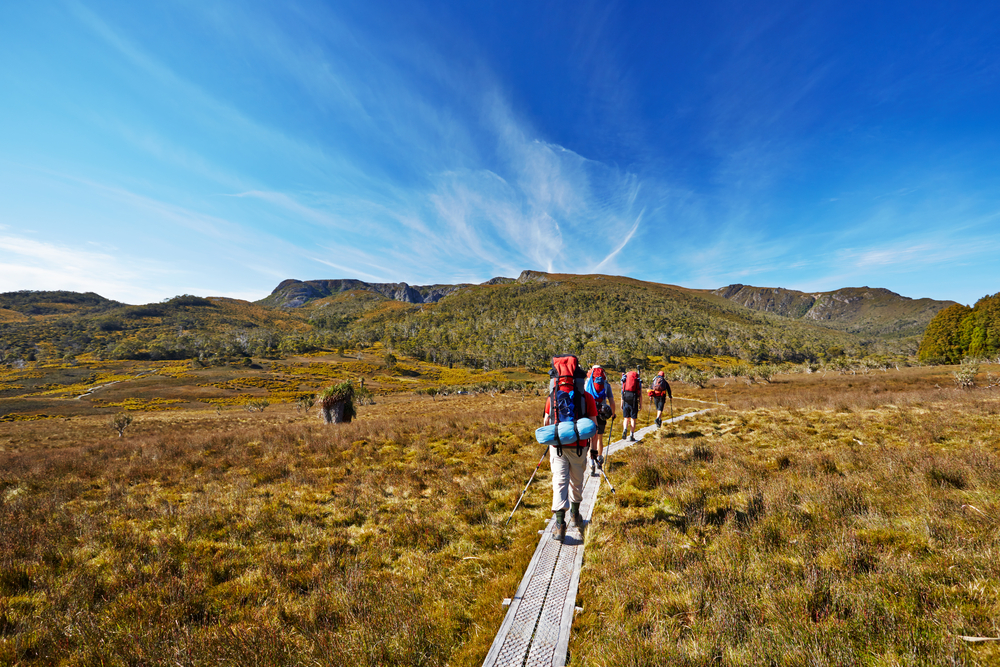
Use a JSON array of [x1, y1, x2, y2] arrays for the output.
[[535, 418, 597, 445]]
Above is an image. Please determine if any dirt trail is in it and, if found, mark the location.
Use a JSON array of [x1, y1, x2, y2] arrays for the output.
[[75, 371, 156, 400]]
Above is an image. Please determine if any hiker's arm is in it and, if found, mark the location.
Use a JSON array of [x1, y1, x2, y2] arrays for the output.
[[542, 399, 552, 426]]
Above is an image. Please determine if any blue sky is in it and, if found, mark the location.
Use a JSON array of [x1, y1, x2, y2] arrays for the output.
[[1, 1, 998, 306]]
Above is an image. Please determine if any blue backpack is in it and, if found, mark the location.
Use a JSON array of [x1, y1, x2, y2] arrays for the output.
[[585, 366, 608, 403]]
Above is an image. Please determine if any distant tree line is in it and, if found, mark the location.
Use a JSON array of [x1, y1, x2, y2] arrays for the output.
[[919, 292, 1000, 363]]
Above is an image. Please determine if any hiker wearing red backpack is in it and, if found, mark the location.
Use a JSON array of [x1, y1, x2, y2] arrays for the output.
[[620, 368, 642, 441], [543, 355, 599, 542], [648, 370, 673, 428], [584, 365, 615, 472]]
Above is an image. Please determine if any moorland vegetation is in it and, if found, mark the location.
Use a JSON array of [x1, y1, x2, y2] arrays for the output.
[[1, 358, 999, 665], [576, 367, 1000, 665]]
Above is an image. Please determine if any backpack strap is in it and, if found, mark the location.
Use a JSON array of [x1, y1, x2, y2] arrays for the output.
[[549, 383, 563, 456], [550, 369, 588, 456], [574, 390, 586, 454]]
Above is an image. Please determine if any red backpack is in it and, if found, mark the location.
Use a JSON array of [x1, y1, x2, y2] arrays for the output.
[[551, 355, 583, 391], [548, 355, 588, 454], [623, 370, 640, 393], [586, 366, 607, 400]]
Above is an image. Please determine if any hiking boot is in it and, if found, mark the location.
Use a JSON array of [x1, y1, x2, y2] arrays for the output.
[[597, 455, 604, 469], [571, 508, 585, 529], [622, 429, 628, 440], [656, 417, 662, 428], [629, 433, 636, 442], [552, 520, 567, 542]]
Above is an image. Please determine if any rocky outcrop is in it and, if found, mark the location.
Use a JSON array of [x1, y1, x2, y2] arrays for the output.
[[517, 270, 552, 284], [713, 284, 817, 319], [261, 278, 474, 309], [712, 284, 956, 337]]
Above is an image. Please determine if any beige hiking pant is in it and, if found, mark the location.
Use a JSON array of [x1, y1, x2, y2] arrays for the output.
[[549, 443, 589, 511]]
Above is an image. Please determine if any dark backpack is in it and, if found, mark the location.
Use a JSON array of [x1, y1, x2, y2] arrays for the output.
[[652, 375, 668, 393]]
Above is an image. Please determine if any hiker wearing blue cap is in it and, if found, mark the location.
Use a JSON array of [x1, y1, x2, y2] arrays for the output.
[[584, 365, 615, 472]]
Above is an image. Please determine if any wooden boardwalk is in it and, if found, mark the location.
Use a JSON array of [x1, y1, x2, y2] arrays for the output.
[[482, 409, 712, 667]]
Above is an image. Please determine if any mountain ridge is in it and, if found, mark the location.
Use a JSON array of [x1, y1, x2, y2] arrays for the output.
[[712, 283, 956, 338], [0, 273, 966, 368], [257, 273, 956, 340]]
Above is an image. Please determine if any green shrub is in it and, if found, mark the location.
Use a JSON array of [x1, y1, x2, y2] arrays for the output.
[[318, 382, 356, 424]]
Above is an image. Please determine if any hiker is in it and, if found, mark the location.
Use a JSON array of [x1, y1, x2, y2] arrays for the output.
[[543, 355, 599, 542], [620, 368, 642, 441], [648, 369, 672, 428], [584, 365, 615, 472]]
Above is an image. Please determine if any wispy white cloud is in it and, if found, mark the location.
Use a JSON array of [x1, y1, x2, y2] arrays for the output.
[[225, 191, 351, 230], [58, 0, 661, 289], [594, 209, 643, 271], [27, 2, 984, 306], [101, 120, 249, 192], [0, 234, 169, 303], [67, 0, 353, 180], [838, 236, 1000, 270], [308, 257, 387, 283], [43, 169, 248, 242]]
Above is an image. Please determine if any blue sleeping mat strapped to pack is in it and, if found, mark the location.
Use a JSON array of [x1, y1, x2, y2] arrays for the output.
[[534, 418, 597, 445]]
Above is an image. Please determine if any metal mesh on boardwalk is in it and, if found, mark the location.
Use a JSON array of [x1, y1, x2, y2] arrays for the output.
[[492, 538, 564, 665], [484, 409, 712, 666], [524, 542, 577, 665]]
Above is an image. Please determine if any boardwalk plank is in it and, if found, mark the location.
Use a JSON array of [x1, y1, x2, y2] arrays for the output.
[[484, 409, 713, 666]]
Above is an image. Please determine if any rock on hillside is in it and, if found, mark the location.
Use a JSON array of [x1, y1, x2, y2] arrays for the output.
[[260, 274, 532, 309], [259, 278, 471, 309], [713, 284, 956, 337], [712, 285, 817, 319]]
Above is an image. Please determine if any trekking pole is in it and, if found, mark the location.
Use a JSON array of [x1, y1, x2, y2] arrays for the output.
[[669, 396, 674, 422], [605, 415, 615, 465], [599, 464, 617, 494], [504, 445, 549, 528]]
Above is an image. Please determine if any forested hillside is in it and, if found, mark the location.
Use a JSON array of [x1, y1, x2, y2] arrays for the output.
[[713, 284, 954, 337], [292, 272, 913, 369], [919, 292, 1000, 363], [0, 273, 945, 369], [0, 292, 311, 365]]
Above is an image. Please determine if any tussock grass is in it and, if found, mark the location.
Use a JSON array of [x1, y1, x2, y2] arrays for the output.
[[0, 393, 546, 665], [3, 360, 1000, 664], [574, 385, 1000, 665]]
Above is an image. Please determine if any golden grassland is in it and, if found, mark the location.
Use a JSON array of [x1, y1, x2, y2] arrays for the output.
[[1, 392, 549, 665], [1, 354, 998, 665], [576, 369, 1000, 666]]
